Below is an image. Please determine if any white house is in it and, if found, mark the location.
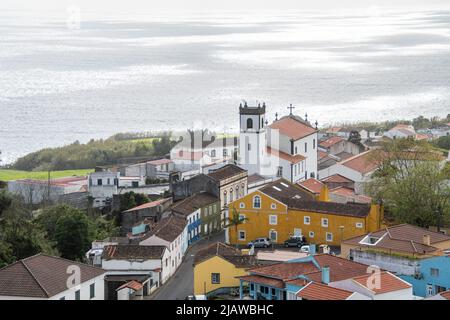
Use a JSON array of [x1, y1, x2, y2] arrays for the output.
[[101, 244, 170, 298], [318, 150, 380, 194], [0, 254, 105, 300], [88, 171, 120, 207], [383, 124, 416, 140], [139, 214, 188, 283]]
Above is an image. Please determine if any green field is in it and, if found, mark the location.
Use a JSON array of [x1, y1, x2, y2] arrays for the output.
[[0, 169, 94, 181]]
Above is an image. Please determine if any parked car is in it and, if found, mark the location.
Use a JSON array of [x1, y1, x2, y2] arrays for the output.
[[247, 238, 271, 248], [284, 236, 307, 248], [185, 295, 207, 300], [300, 245, 311, 253]]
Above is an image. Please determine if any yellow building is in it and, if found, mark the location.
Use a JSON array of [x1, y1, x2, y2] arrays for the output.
[[227, 179, 383, 247], [193, 242, 258, 296]]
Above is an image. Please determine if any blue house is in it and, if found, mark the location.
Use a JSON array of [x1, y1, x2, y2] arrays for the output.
[[238, 254, 369, 300], [400, 255, 450, 297], [171, 192, 219, 245]]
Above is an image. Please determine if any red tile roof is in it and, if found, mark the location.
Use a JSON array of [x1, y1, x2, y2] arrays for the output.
[[340, 151, 380, 174], [123, 198, 170, 213], [318, 150, 328, 160], [267, 147, 305, 164], [238, 275, 285, 289], [352, 271, 411, 294], [297, 282, 354, 300], [269, 115, 317, 141], [248, 262, 318, 280], [298, 178, 324, 194], [0, 254, 105, 298], [309, 254, 370, 282], [117, 280, 143, 291], [319, 136, 344, 149], [330, 186, 372, 203], [342, 224, 450, 255], [321, 174, 354, 184], [440, 290, 450, 300]]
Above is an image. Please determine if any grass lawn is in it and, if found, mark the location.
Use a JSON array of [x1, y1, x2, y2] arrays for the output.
[[0, 169, 94, 181]]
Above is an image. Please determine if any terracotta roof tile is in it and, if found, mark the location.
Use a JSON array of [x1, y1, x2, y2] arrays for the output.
[[319, 136, 344, 149], [309, 254, 370, 282], [123, 198, 170, 213], [267, 147, 306, 164], [102, 245, 166, 260], [321, 174, 354, 184], [297, 282, 354, 300], [147, 158, 173, 166], [440, 290, 450, 300], [342, 224, 450, 254], [207, 164, 247, 181], [269, 115, 317, 141], [287, 199, 371, 218], [352, 271, 411, 294], [248, 262, 318, 280], [0, 254, 105, 298], [340, 151, 380, 174], [194, 242, 258, 268], [142, 215, 187, 243], [117, 280, 144, 291], [238, 275, 285, 289], [298, 178, 324, 194], [172, 192, 218, 216]]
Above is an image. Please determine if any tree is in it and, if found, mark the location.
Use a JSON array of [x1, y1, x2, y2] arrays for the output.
[[0, 190, 13, 217], [348, 130, 365, 151], [0, 241, 14, 268], [367, 139, 449, 230], [53, 209, 91, 261], [36, 204, 118, 261], [222, 208, 248, 248]]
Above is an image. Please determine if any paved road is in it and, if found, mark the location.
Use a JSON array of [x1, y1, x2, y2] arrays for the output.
[[150, 231, 225, 300]]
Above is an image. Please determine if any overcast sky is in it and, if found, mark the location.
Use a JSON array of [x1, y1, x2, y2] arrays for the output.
[[2, 0, 449, 14]]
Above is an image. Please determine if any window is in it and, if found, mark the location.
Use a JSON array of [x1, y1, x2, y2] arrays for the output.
[[250, 284, 254, 291], [97, 179, 102, 186], [269, 230, 277, 242], [90, 283, 95, 299], [230, 189, 233, 202], [269, 215, 277, 225], [224, 191, 227, 205], [75, 290, 80, 300], [240, 202, 245, 209], [356, 222, 363, 229], [253, 196, 261, 208], [304, 216, 311, 225], [326, 232, 333, 242], [321, 218, 329, 227], [247, 118, 253, 129], [238, 230, 246, 241], [294, 228, 302, 237], [276, 166, 283, 177], [211, 149, 216, 157], [309, 231, 315, 238], [430, 268, 440, 277], [313, 139, 316, 149], [211, 273, 221, 284], [239, 214, 246, 223], [248, 143, 251, 151], [271, 203, 276, 209], [295, 146, 298, 154], [223, 149, 228, 157], [107, 178, 110, 185], [305, 142, 307, 153], [261, 118, 264, 128], [271, 288, 276, 296]]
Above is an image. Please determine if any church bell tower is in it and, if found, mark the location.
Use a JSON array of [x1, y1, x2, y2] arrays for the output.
[[238, 101, 267, 175]]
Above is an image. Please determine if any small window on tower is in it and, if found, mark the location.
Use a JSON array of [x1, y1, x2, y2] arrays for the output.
[[247, 118, 253, 129]]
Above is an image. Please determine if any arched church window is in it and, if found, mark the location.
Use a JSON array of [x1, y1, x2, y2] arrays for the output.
[[247, 118, 253, 129]]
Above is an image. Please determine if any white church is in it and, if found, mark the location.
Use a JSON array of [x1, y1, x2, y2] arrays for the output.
[[238, 101, 318, 183]]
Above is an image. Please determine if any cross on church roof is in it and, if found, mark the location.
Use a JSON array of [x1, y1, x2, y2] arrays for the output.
[[288, 104, 295, 115]]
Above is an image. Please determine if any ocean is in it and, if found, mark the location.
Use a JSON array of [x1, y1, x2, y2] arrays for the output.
[[0, 9, 449, 164]]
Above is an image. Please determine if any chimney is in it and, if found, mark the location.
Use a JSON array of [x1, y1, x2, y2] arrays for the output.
[[423, 234, 431, 246], [321, 266, 330, 284]]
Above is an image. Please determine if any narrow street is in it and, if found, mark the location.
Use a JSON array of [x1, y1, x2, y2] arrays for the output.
[[149, 231, 225, 300]]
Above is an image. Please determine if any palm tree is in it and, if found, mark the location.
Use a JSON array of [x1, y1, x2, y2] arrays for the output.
[[222, 207, 248, 248]]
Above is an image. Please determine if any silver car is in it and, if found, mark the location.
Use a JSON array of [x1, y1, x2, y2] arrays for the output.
[[247, 238, 272, 248]]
